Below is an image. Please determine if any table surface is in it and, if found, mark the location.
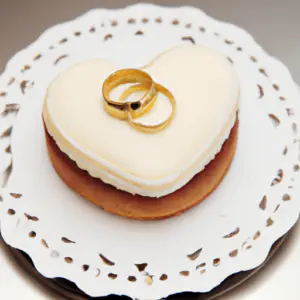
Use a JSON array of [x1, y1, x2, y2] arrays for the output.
[[0, 1, 300, 299]]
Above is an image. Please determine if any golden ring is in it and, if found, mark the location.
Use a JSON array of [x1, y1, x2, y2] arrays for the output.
[[104, 83, 158, 120], [128, 83, 176, 133], [102, 69, 156, 119], [102, 69, 176, 133]]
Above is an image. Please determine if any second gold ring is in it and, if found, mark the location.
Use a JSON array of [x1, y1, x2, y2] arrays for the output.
[[102, 69, 157, 119]]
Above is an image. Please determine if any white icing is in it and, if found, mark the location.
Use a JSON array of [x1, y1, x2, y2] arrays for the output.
[[44, 45, 239, 197]]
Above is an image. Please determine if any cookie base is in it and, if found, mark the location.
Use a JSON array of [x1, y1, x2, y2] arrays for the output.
[[45, 120, 238, 220]]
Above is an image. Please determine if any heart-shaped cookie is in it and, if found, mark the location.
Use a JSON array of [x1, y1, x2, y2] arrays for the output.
[[43, 45, 239, 202]]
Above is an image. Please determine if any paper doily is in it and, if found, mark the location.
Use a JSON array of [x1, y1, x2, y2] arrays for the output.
[[0, 4, 300, 300], [7, 234, 287, 300]]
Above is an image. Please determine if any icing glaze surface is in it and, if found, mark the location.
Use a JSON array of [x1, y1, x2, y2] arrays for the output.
[[43, 45, 239, 197]]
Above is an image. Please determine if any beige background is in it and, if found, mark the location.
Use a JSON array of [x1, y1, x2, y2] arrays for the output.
[[0, 0, 299, 83], [0, 1, 299, 299]]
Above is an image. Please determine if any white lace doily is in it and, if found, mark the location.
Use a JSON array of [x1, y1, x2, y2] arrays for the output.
[[0, 4, 300, 300]]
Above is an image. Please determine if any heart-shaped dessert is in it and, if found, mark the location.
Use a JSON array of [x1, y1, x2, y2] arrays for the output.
[[43, 45, 239, 219]]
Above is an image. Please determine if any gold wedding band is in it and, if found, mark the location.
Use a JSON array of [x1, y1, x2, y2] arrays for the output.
[[128, 83, 176, 133], [102, 68, 176, 133], [103, 83, 158, 120], [103, 68, 156, 104]]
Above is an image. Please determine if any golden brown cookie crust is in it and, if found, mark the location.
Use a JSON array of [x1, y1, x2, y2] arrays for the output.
[[44, 120, 238, 220]]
